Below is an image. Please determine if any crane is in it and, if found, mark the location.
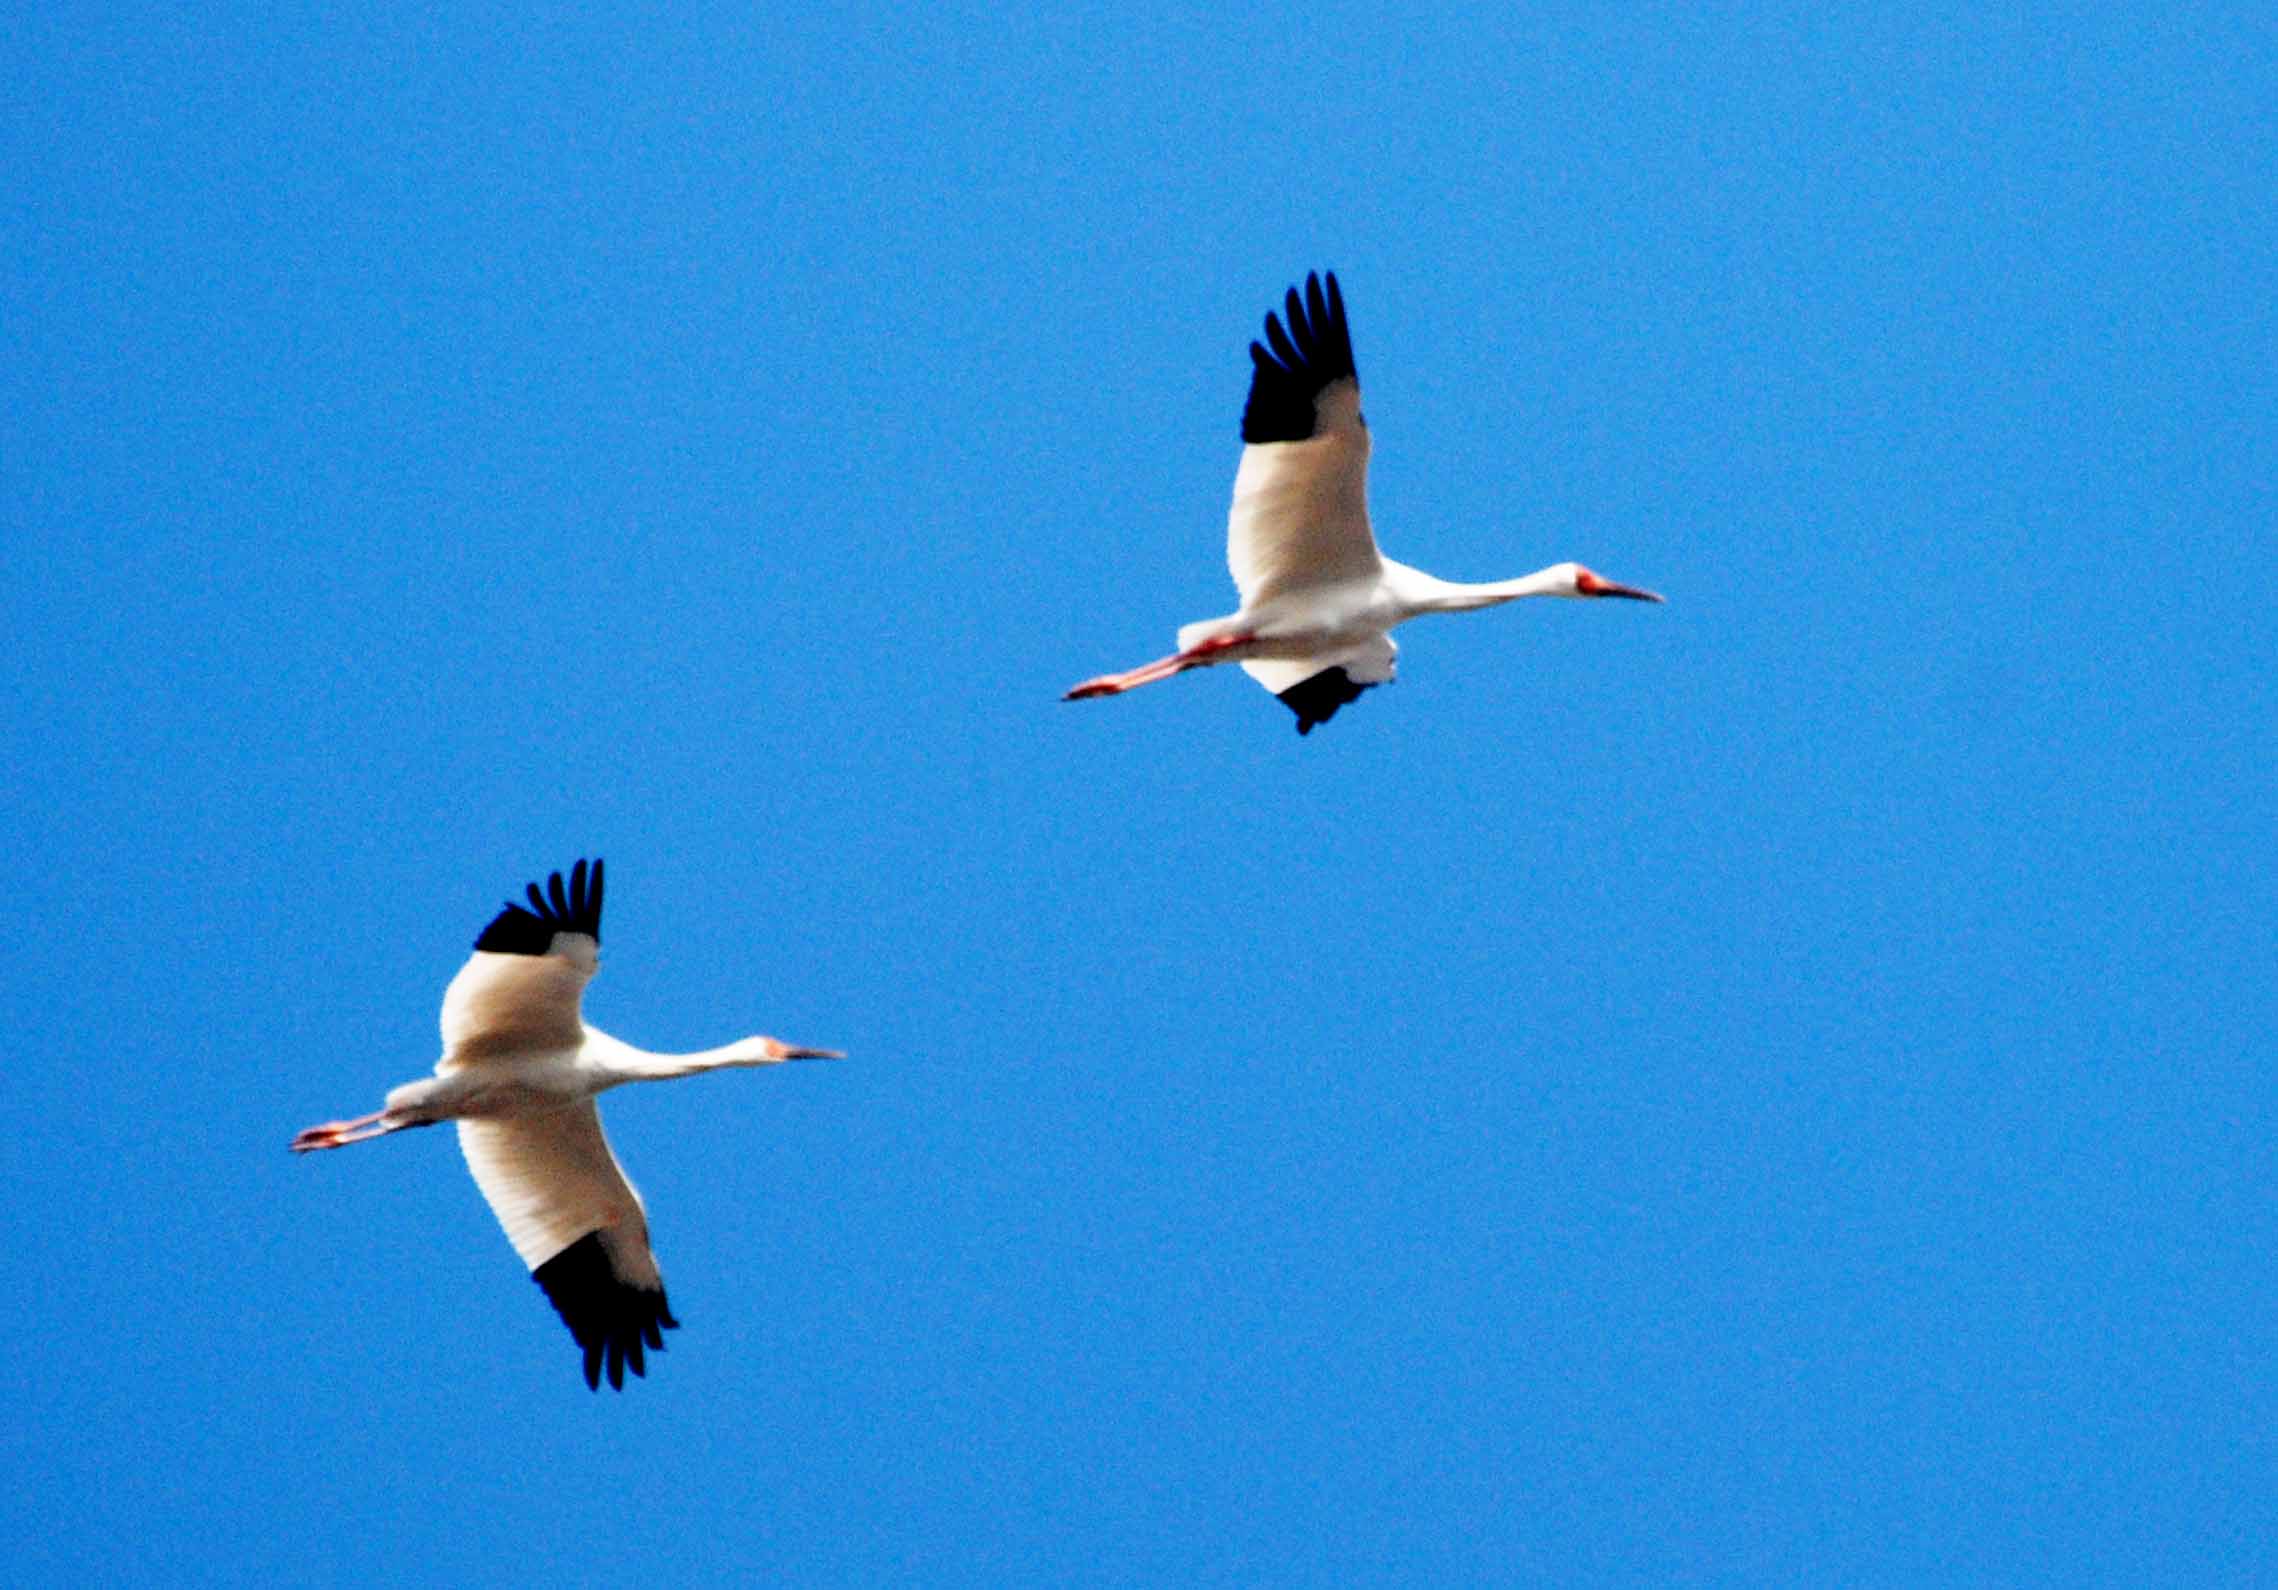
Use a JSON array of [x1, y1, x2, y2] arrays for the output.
[[292, 858, 841, 1390], [1065, 271, 1663, 733]]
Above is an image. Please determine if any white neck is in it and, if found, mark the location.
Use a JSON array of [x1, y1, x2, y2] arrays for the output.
[[1387, 561, 1575, 617], [581, 1029, 787, 1088]]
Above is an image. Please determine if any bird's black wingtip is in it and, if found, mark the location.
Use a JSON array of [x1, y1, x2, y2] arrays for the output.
[[1276, 666, 1377, 735], [1239, 269, 1359, 444], [534, 1231, 678, 1392], [473, 856, 607, 954]]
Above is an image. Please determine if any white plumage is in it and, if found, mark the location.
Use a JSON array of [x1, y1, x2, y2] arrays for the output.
[[1067, 272, 1663, 733], [293, 859, 840, 1390]]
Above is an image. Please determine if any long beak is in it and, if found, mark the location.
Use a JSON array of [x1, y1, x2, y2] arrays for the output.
[[1587, 578, 1664, 602], [762, 1038, 845, 1061]]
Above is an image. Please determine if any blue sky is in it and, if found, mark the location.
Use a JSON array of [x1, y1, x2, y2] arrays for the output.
[[6, 2, 2274, 1582]]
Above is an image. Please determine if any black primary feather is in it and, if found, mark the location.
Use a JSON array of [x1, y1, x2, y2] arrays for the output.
[[472, 857, 605, 955], [1276, 666, 1377, 735], [532, 1231, 679, 1391], [1240, 271, 1359, 444]]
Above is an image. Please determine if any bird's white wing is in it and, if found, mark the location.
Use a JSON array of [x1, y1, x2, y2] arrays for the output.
[[1243, 633, 1398, 736], [1228, 272, 1381, 608], [438, 859, 604, 1063], [458, 1104, 653, 1276], [459, 1104, 677, 1390]]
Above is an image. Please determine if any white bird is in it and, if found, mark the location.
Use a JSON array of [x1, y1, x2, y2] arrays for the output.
[[292, 859, 841, 1390], [1065, 271, 1664, 733]]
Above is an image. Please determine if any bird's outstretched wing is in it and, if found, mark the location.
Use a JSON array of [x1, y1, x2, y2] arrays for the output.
[[459, 1105, 679, 1391], [1228, 271, 1381, 608], [1243, 633, 1398, 736], [439, 859, 604, 1062]]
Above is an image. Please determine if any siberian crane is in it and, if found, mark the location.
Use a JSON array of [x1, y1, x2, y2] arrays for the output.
[[1065, 272, 1662, 733], [292, 859, 841, 1390]]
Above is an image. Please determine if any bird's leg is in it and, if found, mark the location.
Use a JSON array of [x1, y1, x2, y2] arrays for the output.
[[1063, 633, 1253, 700], [291, 1109, 408, 1153], [1061, 658, 1175, 699]]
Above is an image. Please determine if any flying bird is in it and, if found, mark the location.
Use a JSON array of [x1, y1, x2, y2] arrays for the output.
[[292, 859, 841, 1390], [1065, 271, 1663, 733]]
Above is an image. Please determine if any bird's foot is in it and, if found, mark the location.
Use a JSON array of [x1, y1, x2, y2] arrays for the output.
[[290, 1110, 389, 1153]]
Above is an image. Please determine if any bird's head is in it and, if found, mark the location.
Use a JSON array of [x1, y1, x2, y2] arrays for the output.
[[1562, 563, 1664, 602]]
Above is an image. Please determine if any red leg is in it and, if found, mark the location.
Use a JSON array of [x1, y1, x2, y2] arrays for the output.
[[1063, 633, 1253, 701], [291, 1109, 396, 1153]]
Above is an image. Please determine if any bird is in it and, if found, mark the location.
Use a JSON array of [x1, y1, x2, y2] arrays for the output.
[[1064, 271, 1664, 733], [291, 858, 842, 1390]]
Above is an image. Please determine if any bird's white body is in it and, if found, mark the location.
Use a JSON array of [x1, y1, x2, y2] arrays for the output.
[[1067, 273, 1660, 733], [295, 859, 839, 1390]]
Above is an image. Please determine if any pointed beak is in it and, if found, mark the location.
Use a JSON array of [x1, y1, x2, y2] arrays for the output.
[[762, 1038, 845, 1061], [1578, 572, 1664, 602]]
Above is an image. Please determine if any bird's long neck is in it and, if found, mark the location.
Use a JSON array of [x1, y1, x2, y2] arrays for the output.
[[581, 1029, 783, 1088], [1394, 562, 1574, 615]]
